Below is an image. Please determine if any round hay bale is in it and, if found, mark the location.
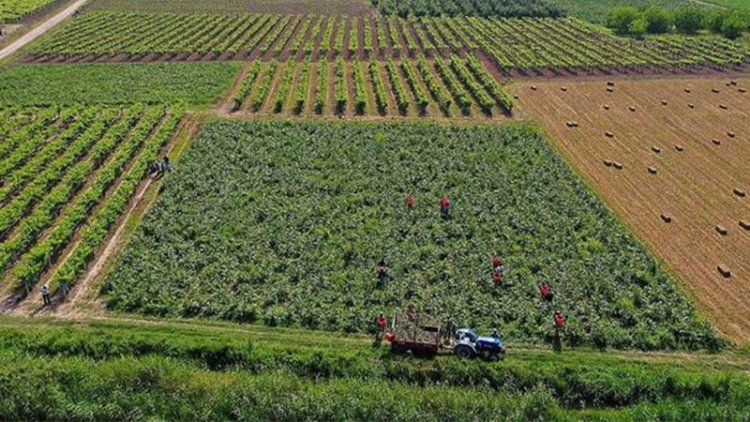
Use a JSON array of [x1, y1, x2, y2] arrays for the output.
[[719, 104, 728, 110], [717, 265, 731, 278], [513, 95, 520, 100], [606, 81, 615, 86], [739, 88, 747, 93], [530, 85, 538, 91], [661, 100, 668, 105], [605, 131, 614, 138], [652, 146, 661, 153], [712, 88, 720, 93], [675, 144, 684, 152], [734, 188, 746, 197], [685, 88, 692, 93], [603, 159, 613, 167], [730, 81, 738, 86], [712, 139, 721, 145], [561, 86, 568, 92], [716, 225, 728, 236], [688, 103, 695, 109], [740, 220, 750, 230], [727, 131, 736, 138], [603, 104, 610, 110], [648, 166, 657, 174], [629, 106, 636, 112], [661, 213, 672, 223], [613, 162, 623, 170], [606, 87, 614, 92]]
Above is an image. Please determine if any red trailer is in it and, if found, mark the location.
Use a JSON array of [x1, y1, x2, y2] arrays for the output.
[[386, 313, 441, 356]]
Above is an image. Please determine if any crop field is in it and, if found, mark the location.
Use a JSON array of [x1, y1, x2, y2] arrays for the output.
[[228, 55, 513, 118], [0, 105, 183, 308], [0, 62, 240, 106], [84, 0, 374, 15], [511, 78, 750, 343], [0, 0, 60, 24], [101, 119, 717, 350], [371, 0, 563, 18], [24, 13, 750, 75]]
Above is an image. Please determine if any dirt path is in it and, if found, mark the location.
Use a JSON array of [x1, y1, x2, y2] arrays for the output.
[[0, 0, 87, 62]]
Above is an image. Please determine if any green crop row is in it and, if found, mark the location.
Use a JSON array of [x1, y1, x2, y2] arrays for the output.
[[231, 61, 262, 112], [401, 59, 429, 113], [418, 55, 452, 113], [434, 55, 472, 114], [335, 58, 348, 114], [449, 54, 495, 113], [369, 61, 389, 114], [273, 59, 296, 113], [49, 108, 184, 295], [385, 57, 410, 113]]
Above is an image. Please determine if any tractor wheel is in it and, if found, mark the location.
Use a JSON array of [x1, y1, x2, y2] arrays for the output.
[[455, 345, 474, 359]]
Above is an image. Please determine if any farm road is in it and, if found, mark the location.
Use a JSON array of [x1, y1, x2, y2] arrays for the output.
[[0, 0, 87, 61]]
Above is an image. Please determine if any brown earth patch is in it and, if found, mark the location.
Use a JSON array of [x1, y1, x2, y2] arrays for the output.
[[510, 77, 750, 344]]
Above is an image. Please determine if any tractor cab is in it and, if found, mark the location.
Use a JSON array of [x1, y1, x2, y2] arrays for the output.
[[453, 328, 505, 360]]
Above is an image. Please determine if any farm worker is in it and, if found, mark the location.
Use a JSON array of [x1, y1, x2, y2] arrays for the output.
[[554, 311, 566, 332], [148, 161, 161, 176], [405, 195, 415, 208], [159, 156, 172, 173], [491, 328, 500, 340], [439, 196, 451, 219], [377, 314, 387, 332], [539, 282, 553, 301], [492, 258, 505, 284], [40, 284, 51, 306], [377, 258, 389, 283], [492, 255, 502, 270]]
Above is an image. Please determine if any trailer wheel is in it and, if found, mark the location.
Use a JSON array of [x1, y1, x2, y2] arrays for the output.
[[455, 345, 474, 359]]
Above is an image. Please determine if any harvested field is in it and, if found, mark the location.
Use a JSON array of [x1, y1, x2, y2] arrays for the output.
[[511, 77, 750, 344]]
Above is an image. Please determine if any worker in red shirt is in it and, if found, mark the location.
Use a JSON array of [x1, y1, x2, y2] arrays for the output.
[[375, 313, 388, 343], [491, 256, 505, 284], [492, 255, 502, 269], [439, 196, 451, 219], [539, 282, 553, 301], [405, 195, 414, 208], [554, 311, 566, 332]]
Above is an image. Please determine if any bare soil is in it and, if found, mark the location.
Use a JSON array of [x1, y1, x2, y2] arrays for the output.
[[510, 77, 750, 344]]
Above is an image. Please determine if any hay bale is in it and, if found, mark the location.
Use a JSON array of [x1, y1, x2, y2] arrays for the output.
[[740, 88, 747, 93], [628, 106, 636, 112], [730, 81, 738, 86], [513, 95, 520, 100], [716, 225, 728, 236], [712, 139, 721, 145], [685, 88, 692, 93], [566, 121, 579, 128], [652, 146, 661, 153], [530, 85, 538, 91], [734, 188, 746, 197], [603, 104, 610, 110], [606, 87, 614, 92], [606, 81, 615, 86], [603, 159, 613, 167], [717, 265, 731, 278], [613, 161, 623, 169], [661, 213, 672, 223], [719, 104, 728, 110], [675, 144, 684, 151], [561, 86, 568, 92], [605, 131, 614, 138], [712, 88, 720, 93], [740, 220, 750, 230], [661, 100, 668, 105], [727, 131, 736, 138], [688, 103, 695, 109], [648, 166, 657, 174]]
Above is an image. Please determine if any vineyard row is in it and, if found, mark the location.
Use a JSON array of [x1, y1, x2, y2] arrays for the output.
[[0, 105, 184, 300], [28, 13, 750, 73], [230, 55, 513, 118]]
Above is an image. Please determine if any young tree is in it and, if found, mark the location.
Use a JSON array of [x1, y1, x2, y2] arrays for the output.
[[628, 18, 648, 39], [643, 6, 673, 34], [606, 7, 640, 35], [721, 14, 747, 40], [674, 7, 704, 34]]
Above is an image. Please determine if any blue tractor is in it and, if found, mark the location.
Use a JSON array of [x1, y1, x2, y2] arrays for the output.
[[452, 328, 506, 360]]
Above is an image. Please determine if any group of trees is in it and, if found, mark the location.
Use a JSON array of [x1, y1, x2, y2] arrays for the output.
[[370, 0, 562, 18], [607, 6, 749, 40]]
